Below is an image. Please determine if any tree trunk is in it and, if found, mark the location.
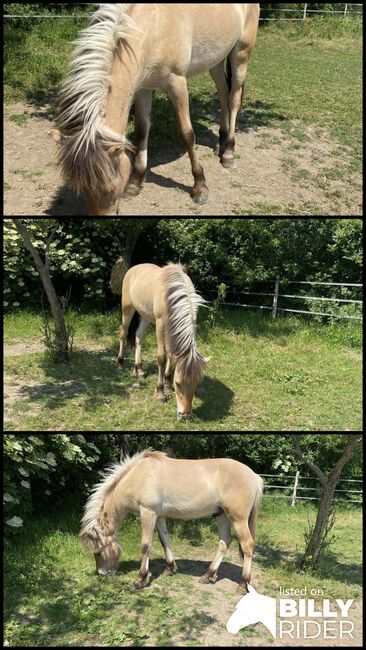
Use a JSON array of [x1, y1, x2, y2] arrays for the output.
[[291, 434, 361, 569], [119, 434, 131, 461], [303, 483, 335, 566], [13, 220, 69, 362]]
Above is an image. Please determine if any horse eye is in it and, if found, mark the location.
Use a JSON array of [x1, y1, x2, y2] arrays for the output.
[[95, 552, 101, 557]]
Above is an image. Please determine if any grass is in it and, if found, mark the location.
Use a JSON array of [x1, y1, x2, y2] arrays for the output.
[[3, 497, 362, 646], [4, 308, 362, 431]]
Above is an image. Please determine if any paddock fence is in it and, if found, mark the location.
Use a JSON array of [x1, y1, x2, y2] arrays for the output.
[[206, 279, 363, 322], [260, 472, 362, 505]]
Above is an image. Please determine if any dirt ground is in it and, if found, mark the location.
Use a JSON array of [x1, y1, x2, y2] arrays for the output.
[[4, 101, 362, 216]]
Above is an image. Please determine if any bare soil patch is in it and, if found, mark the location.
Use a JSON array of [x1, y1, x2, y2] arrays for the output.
[[4, 102, 361, 216], [152, 549, 362, 647]]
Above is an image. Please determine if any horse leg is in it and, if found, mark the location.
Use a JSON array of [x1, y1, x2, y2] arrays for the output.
[[124, 89, 153, 199], [210, 61, 230, 160], [164, 354, 174, 391], [117, 305, 135, 371], [232, 518, 254, 594], [200, 513, 232, 585], [165, 74, 209, 205], [155, 318, 166, 403], [156, 517, 177, 577], [221, 45, 252, 169], [133, 506, 157, 590], [133, 318, 149, 378]]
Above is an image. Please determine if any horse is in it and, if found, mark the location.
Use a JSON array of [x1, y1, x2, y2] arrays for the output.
[[49, 3, 260, 215], [117, 262, 209, 420], [80, 450, 263, 593]]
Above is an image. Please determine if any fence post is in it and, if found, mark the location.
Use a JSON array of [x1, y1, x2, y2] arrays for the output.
[[291, 471, 300, 507], [344, 4, 348, 16], [272, 275, 280, 320], [303, 4, 308, 21]]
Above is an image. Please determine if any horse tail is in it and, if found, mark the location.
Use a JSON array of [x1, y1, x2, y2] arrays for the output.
[[248, 475, 263, 542], [238, 474, 263, 559], [127, 310, 140, 346]]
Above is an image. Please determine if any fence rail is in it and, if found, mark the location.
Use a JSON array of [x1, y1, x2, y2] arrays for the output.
[[260, 472, 362, 505], [4, 4, 363, 20], [208, 278, 363, 322]]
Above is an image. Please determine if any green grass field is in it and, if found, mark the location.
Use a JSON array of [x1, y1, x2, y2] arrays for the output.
[[4, 308, 362, 431], [4, 497, 362, 646]]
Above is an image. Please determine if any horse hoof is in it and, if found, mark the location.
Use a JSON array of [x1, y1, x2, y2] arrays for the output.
[[200, 573, 217, 585], [156, 394, 165, 404], [192, 192, 208, 206], [123, 184, 142, 200], [133, 369, 145, 378], [236, 582, 249, 595], [221, 157, 236, 170], [117, 364, 124, 373]]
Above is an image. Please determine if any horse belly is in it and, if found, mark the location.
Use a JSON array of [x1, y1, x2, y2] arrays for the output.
[[188, 37, 238, 77]]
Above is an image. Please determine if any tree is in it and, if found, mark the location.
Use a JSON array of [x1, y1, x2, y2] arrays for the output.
[[290, 434, 362, 569], [12, 219, 71, 362]]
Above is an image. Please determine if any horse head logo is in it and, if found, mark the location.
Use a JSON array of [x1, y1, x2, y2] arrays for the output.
[[226, 585, 277, 638]]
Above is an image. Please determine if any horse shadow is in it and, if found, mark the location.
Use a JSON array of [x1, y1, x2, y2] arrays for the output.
[[117, 557, 242, 587], [194, 376, 234, 422]]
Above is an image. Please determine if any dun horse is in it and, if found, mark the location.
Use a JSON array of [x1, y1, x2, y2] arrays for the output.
[[80, 450, 263, 593], [50, 4, 260, 215], [117, 263, 209, 420]]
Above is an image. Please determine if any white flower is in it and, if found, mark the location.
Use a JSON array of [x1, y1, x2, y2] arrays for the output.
[[6, 516, 24, 528]]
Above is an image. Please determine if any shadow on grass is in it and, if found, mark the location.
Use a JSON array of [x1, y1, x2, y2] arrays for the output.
[[14, 347, 155, 412], [256, 536, 362, 587], [194, 376, 234, 422], [199, 308, 302, 347], [13, 345, 232, 423], [116, 557, 243, 587]]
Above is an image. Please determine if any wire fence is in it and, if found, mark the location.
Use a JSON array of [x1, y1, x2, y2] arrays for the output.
[[206, 279, 363, 322], [260, 473, 363, 505], [4, 4, 363, 20], [260, 3, 363, 21]]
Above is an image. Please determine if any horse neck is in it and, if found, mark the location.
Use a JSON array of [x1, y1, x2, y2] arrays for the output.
[[100, 485, 126, 537], [104, 46, 141, 136]]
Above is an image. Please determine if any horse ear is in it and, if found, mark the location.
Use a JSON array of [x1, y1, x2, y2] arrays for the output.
[[203, 356, 212, 365], [48, 129, 62, 142]]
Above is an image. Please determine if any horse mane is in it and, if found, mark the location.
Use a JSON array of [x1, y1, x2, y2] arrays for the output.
[[55, 3, 137, 193], [80, 449, 159, 535], [163, 263, 206, 384]]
